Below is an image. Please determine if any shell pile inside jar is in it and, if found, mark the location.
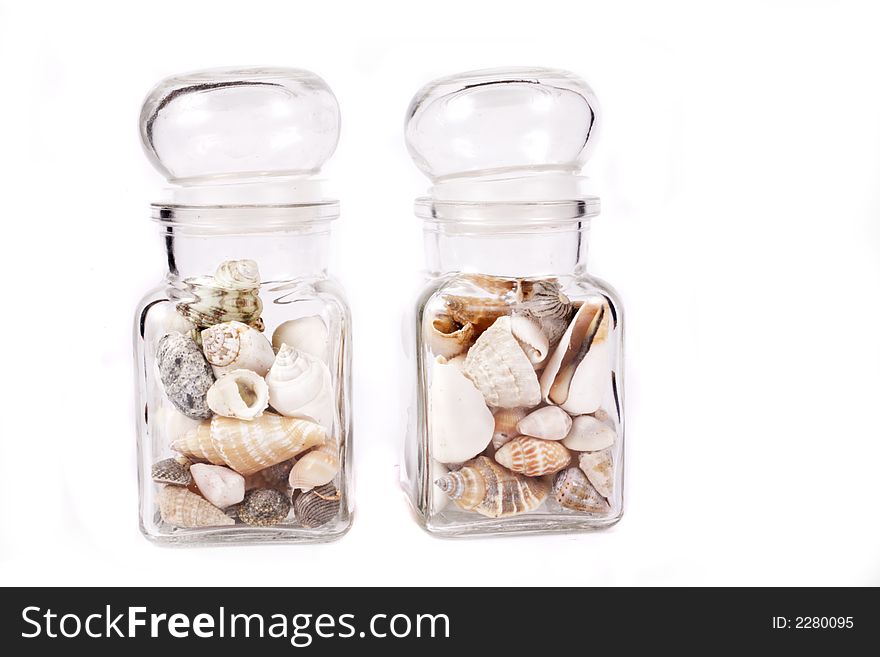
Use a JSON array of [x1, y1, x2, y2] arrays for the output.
[[148, 259, 342, 531], [426, 274, 620, 519]]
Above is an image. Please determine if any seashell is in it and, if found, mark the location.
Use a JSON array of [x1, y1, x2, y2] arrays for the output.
[[158, 485, 234, 528], [172, 413, 326, 476], [539, 297, 613, 415], [213, 259, 261, 290], [294, 483, 341, 528], [265, 344, 335, 431], [190, 463, 245, 509], [288, 435, 340, 491], [257, 459, 296, 487], [156, 332, 215, 420], [462, 316, 542, 408], [552, 466, 611, 513], [425, 313, 476, 359], [517, 406, 573, 441], [429, 355, 494, 463], [206, 369, 269, 421], [561, 414, 617, 451], [201, 321, 275, 377], [509, 315, 550, 366], [237, 488, 291, 526], [434, 456, 548, 518], [151, 457, 192, 486], [445, 295, 511, 334], [491, 407, 527, 450], [516, 279, 573, 321], [461, 273, 517, 296], [494, 436, 571, 476], [271, 316, 330, 363], [578, 449, 614, 498]]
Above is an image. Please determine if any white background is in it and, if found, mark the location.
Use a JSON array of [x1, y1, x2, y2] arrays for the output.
[[1, 0, 878, 586]]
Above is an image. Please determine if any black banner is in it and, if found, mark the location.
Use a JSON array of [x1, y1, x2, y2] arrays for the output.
[[2, 587, 875, 653]]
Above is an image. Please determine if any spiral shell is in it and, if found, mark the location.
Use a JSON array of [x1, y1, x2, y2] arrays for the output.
[[202, 321, 275, 377], [266, 344, 335, 431], [151, 457, 192, 486], [176, 260, 263, 331], [271, 316, 330, 363], [158, 485, 234, 528], [213, 259, 261, 290], [494, 436, 571, 476], [434, 456, 548, 518], [425, 313, 477, 359], [238, 488, 291, 526], [294, 483, 341, 528], [171, 413, 326, 476], [552, 466, 610, 513]]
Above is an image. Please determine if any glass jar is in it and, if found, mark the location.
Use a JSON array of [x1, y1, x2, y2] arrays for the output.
[[134, 68, 353, 545], [402, 68, 624, 536]]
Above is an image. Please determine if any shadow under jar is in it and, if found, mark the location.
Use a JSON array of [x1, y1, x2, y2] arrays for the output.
[[401, 68, 625, 537], [133, 68, 352, 545]]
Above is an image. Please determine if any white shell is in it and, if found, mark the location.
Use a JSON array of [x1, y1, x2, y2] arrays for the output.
[[430, 356, 494, 463], [201, 321, 275, 377], [272, 316, 330, 363], [562, 414, 617, 451], [539, 299, 613, 415], [206, 369, 269, 420], [462, 316, 541, 408], [430, 460, 450, 512], [579, 449, 613, 498], [516, 406, 572, 441], [213, 259, 260, 290], [510, 315, 549, 366], [266, 344, 335, 431], [190, 463, 245, 508], [288, 435, 339, 491]]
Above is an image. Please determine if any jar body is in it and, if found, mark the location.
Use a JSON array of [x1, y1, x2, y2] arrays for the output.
[[403, 224, 624, 536], [134, 226, 352, 545]]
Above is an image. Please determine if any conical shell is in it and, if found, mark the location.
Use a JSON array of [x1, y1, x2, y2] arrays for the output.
[[492, 407, 527, 450], [158, 485, 234, 528], [206, 369, 269, 420], [201, 321, 275, 377], [425, 313, 477, 359], [434, 456, 548, 518], [552, 467, 610, 513], [540, 298, 613, 415], [265, 344, 335, 431], [271, 316, 330, 363], [430, 356, 494, 463], [294, 483, 341, 528], [288, 435, 340, 491], [562, 414, 617, 451], [517, 406, 573, 441], [172, 413, 326, 476], [494, 436, 572, 476], [462, 316, 541, 408], [579, 449, 614, 498]]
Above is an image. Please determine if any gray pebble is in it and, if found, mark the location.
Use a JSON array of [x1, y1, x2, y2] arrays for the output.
[[156, 332, 215, 420]]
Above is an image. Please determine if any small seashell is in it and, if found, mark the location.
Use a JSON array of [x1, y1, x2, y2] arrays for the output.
[[429, 355, 494, 463], [425, 313, 477, 359], [445, 294, 511, 334], [176, 260, 263, 331], [201, 321, 275, 377], [561, 414, 617, 451], [552, 466, 611, 513], [206, 369, 269, 421], [151, 457, 192, 486], [156, 332, 215, 420], [578, 449, 613, 498], [294, 483, 341, 528], [190, 463, 245, 509], [491, 407, 527, 450], [540, 297, 613, 415], [238, 488, 291, 526], [462, 316, 542, 408], [515, 279, 574, 347], [509, 315, 550, 366], [272, 316, 330, 363], [494, 436, 571, 476], [288, 435, 340, 491], [213, 259, 261, 290], [434, 455, 548, 518], [517, 406, 573, 441], [265, 344, 335, 431], [158, 485, 234, 528], [172, 413, 326, 475]]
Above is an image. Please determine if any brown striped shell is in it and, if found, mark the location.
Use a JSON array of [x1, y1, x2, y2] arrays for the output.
[[494, 436, 571, 477], [158, 486, 234, 528], [434, 456, 548, 518], [294, 483, 341, 528]]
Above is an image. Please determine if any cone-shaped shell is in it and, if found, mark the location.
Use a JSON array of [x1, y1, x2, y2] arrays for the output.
[[517, 406, 573, 440], [494, 436, 571, 476], [562, 414, 617, 451], [434, 456, 548, 518], [462, 316, 541, 408], [578, 449, 614, 498], [552, 467, 611, 513], [172, 413, 326, 476], [158, 485, 234, 528]]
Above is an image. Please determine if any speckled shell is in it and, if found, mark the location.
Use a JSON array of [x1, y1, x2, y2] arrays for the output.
[[237, 488, 290, 526], [171, 413, 326, 476], [201, 321, 275, 377], [494, 436, 571, 476], [434, 456, 548, 518], [552, 466, 611, 513], [158, 485, 234, 528], [294, 483, 341, 528], [578, 449, 614, 498], [156, 332, 215, 420], [176, 271, 263, 331], [151, 457, 192, 486]]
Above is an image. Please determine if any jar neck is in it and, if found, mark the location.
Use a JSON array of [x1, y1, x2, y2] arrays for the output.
[[423, 221, 589, 278]]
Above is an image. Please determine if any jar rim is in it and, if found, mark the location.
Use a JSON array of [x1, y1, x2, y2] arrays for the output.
[[151, 202, 339, 233], [414, 197, 599, 224]]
